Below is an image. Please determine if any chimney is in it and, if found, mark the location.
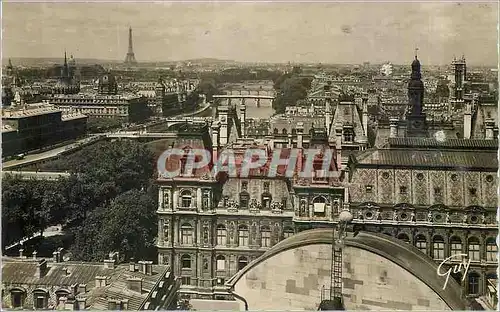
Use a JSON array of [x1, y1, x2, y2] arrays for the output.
[[389, 118, 399, 138], [19, 249, 24, 258], [463, 102, 472, 139], [103, 259, 115, 270], [296, 122, 304, 149], [78, 284, 86, 294], [57, 247, 64, 262], [64, 297, 75, 310], [121, 299, 129, 310], [95, 276, 107, 288], [129, 259, 136, 272], [53, 251, 59, 263], [144, 261, 153, 275], [127, 277, 143, 292], [32, 251, 37, 260], [77, 298, 86, 310], [485, 118, 495, 140], [36, 259, 48, 278], [59, 296, 67, 308], [138, 260, 146, 274]]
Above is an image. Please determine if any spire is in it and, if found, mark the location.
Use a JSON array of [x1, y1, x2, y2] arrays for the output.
[[124, 26, 137, 65], [64, 50, 67, 66], [414, 47, 419, 59]]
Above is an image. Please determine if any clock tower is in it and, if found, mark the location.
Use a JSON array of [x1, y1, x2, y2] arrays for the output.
[[405, 49, 428, 137]]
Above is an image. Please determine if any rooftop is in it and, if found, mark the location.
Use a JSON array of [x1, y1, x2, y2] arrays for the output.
[[1, 257, 172, 311], [1, 104, 61, 119], [388, 137, 499, 150], [352, 148, 498, 170]]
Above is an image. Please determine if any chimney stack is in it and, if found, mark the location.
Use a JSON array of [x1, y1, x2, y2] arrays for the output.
[[78, 284, 87, 294], [389, 118, 399, 138], [103, 259, 115, 270], [53, 251, 59, 263], [19, 249, 24, 258], [36, 259, 48, 278], [144, 261, 153, 275], [127, 277, 143, 292], [95, 276, 107, 288], [129, 258, 136, 272], [32, 251, 37, 260], [77, 298, 87, 310], [296, 122, 304, 149], [485, 118, 495, 140]]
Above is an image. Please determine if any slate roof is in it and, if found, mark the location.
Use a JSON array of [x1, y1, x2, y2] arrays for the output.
[[352, 148, 497, 170], [388, 137, 499, 150], [1, 258, 171, 311]]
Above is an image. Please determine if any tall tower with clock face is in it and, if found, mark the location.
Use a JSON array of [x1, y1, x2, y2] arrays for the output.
[[406, 49, 428, 137]]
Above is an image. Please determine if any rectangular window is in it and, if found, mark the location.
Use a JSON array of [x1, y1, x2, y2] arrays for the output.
[[400, 186, 407, 195], [216, 259, 225, 270], [181, 229, 193, 245], [365, 185, 373, 193], [217, 278, 225, 286], [450, 242, 462, 257], [263, 182, 270, 193], [239, 230, 249, 246], [241, 181, 248, 191], [181, 277, 191, 286], [487, 244, 498, 262], [433, 242, 445, 260], [416, 240, 427, 253], [217, 229, 227, 246], [468, 244, 480, 261], [261, 231, 271, 247]]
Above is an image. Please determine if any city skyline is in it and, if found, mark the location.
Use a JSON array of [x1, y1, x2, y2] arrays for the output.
[[2, 1, 498, 66]]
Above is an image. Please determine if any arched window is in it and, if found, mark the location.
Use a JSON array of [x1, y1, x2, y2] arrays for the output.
[[468, 237, 480, 261], [397, 233, 410, 244], [261, 226, 271, 247], [283, 227, 294, 239], [239, 191, 250, 209], [282, 128, 288, 135], [238, 225, 249, 246], [343, 129, 354, 142], [180, 223, 193, 245], [216, 255, 226, 271], [415, 234, 427, 253], [32, 289, 48, 310], [180, 190, 192, 208], [273, 128, 278, 135], [432, 236, 445, 260], [467, 272, 480, 295], [181, 254, 191, 269], [486, 238, 497, 262], [291, 129, 297, 135], [216, 225, 227, 246], [313, 196, 326, 217], [10, 288, 26, 308], [450, 236, 462, 257], [238, 256, 248, 271]]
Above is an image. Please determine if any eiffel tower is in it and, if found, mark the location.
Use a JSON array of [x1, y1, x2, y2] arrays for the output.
[[124, 27, 137, 65]]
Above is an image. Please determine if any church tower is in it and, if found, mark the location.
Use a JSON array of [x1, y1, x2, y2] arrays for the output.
[[405, 49, 428, 137]]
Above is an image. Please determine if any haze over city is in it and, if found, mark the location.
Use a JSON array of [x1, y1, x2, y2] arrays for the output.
[[2, 1, 498, 66]]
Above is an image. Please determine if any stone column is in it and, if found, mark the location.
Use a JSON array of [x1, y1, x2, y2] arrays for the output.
[[173, 189, 179, 210], [196, 188, 202, 209]]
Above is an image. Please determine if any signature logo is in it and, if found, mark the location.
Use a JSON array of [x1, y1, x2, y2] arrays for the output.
[[437, 253, 471, 290]]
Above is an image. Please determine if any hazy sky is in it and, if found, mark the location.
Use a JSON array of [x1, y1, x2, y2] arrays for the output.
[[2, 1, 498, 65]]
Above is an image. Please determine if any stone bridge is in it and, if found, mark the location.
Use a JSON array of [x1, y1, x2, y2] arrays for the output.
[[226, 229, 466, 311], [213, 94, 275, 108]]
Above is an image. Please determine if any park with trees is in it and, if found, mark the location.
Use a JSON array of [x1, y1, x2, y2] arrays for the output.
[[2, 140, 159, 262]]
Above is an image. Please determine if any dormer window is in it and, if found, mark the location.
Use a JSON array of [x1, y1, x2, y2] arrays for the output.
[[343, 129, 354, 142], [241, 181, 248, 191], [261, 193, 272, 209], [263, 182, 270, 193], [313, 196, 326, 217], [239, 192, 250, 209]]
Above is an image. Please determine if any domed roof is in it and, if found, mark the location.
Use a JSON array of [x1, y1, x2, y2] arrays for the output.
[[98, 72, 116, 85]]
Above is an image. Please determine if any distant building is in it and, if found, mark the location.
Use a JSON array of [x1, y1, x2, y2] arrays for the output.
[[48, 72, 150, 123], [1, 103, 87, 157], [1, 253, 179, 310]]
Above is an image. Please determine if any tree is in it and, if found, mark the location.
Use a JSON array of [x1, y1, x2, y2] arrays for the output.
[[98, 189, 157, 261]]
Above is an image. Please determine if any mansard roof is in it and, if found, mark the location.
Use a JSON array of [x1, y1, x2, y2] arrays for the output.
[[351, 148, 497, 171]]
